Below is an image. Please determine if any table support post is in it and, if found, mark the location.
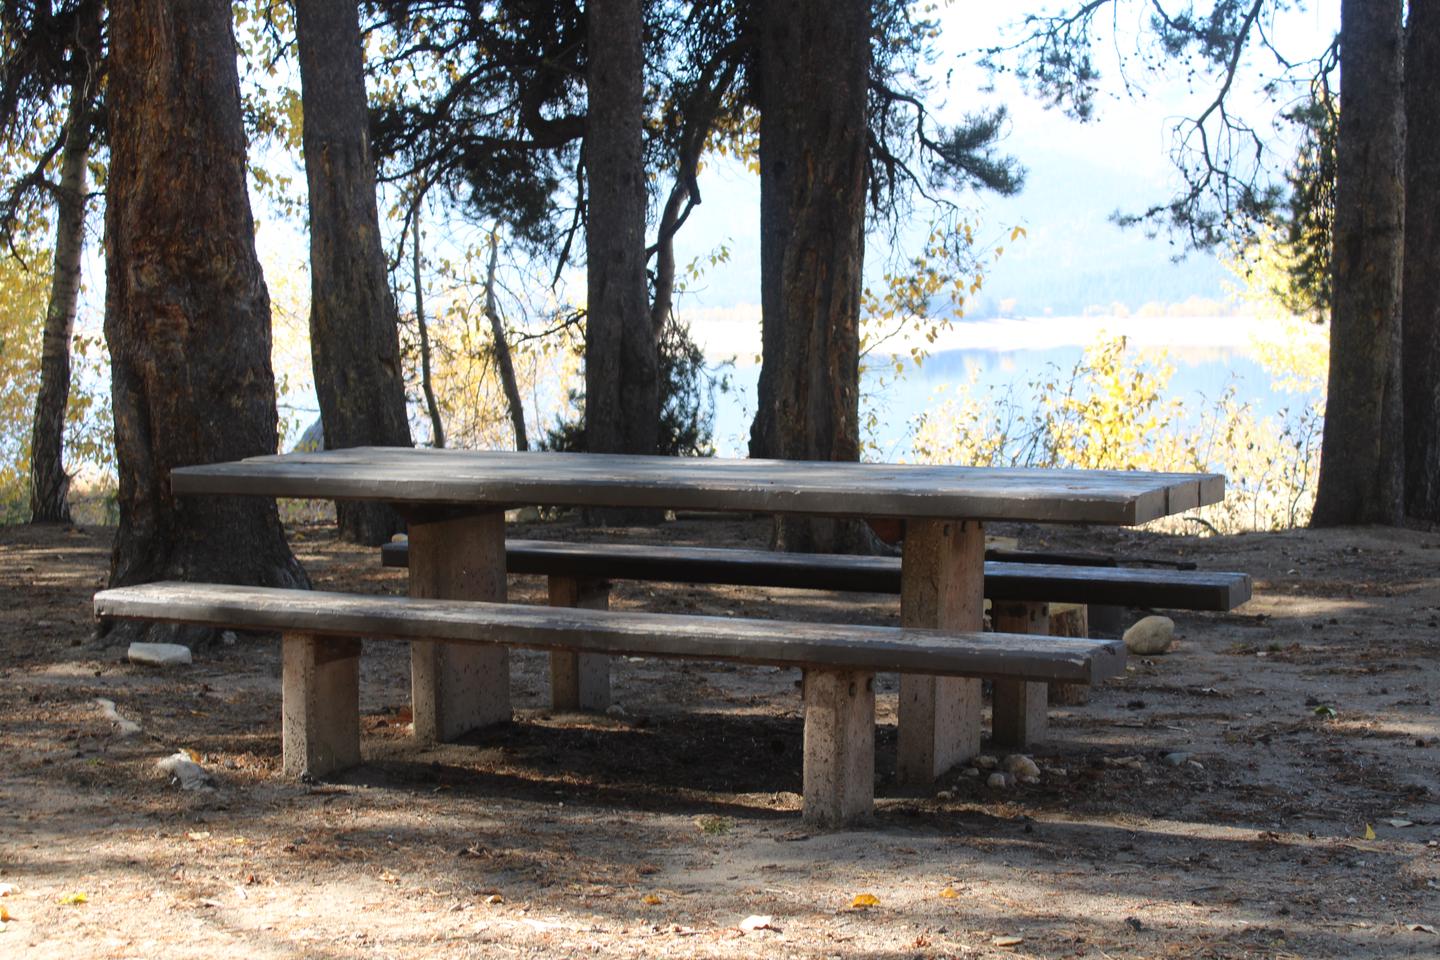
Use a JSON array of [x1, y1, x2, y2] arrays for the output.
[[897, 518, 984, 785], [990, 601, 1050, 749], [548, 575, 612, 711], [802, 667, 875, 827], [407, 509, 510, 742], [282, 632, 362, 779]]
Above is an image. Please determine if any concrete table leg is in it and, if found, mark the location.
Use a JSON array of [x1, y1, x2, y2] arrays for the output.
[[407, 509, 510, 743], [282, 632, 362, 779], [897, 518, 985, 786], [802, 667, 875, 827], [990, 601, 1050, 749], [547, 575, 612, 711]]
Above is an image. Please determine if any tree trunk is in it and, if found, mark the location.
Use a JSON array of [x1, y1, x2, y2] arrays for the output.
[[747, 0, 871, 553], [1311, 0, 1406, 527], [295, 0, 413, 546], [1404, 0, 1440, 524], [412, 211, 445, 448], [584, 0, 658, 462], [28, 2, 99, 524], [104, 0, 308, 645], [483, 230, 529, 451]]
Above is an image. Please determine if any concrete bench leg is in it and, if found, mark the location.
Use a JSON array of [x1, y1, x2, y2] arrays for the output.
[[802, 667, 875, 827], [990, 601, 1050, 749], [897, 519, 984, 785], [407, 510, 511, 742], [1048, 603, 1091, 706], [547, 575, 612, 711], [282, 632, 362, 779]]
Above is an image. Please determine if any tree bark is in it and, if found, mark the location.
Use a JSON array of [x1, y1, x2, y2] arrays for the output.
[[584, 0, 658, 462], [295, 0, 413, 546], [747, 0, 871, 553], [1404, 0, 1440, 523], [412, 211, 445, 448], [483, 229, 529, 451], [104, 0, 308, 645], [28, 0, 100, 525], [1311, 0, 1406, 527]]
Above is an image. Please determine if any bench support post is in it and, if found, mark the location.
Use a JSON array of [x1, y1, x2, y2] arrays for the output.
[[407, 510, 511, 742], [282, 632, 362, 779], [990, 601, 1050, 749], [548, 575, 612, 711], [1048, 603, 1091, 706], [802, 667, 875, 827], [897, 519, 984, 785]]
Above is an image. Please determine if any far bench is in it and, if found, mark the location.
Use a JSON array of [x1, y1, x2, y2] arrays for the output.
[[381, 539, 1252, 747], [93, 581, 1126, 826]]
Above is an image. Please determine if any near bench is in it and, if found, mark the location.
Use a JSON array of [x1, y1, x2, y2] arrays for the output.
[[93, 581, 1126, 826], [381, 538, 1251, 747]]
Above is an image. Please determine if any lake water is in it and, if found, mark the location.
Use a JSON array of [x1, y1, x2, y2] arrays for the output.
[[705, 341, 1314, 461]]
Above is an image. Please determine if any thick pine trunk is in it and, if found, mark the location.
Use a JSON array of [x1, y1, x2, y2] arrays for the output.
[[28, 11, 97, 525], [1311, 0, 1406, 527], [748, 0, 871, 553], [104, 0, 308, 645], [584, 0, 658, 462], [1404, 0, 1440, 524], [296, 0, 413, 546]]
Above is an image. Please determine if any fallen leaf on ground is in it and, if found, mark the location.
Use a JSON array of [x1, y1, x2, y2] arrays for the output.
[[379, 871, 400, 885], [484, 894, 504, 905], [1384, 819, 1414, 828], [850, 893, 880, 909], [1409, 923, 1437, 934], [641, 894, 662, 905], [187, 831, 211, 841], [939, 887, 960, 899], [1363, 823, 1376, 841], [0, 884, 13, 897], [57, 892, 88, 905], [0, 904, 13, 922], [992, 935, 1024, 947], [739, 915, 775, 932]]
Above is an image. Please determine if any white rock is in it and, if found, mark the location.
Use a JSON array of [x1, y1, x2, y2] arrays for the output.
[[156, 751, 215, 791], [96, 698, 142, 737], [974, 754, 998, 770], [605, 704, 627, 718], [221, 630, 238, 646], [128, 642, 193, 666], [986, 772, 1014, 789], [1004, 755, 1041, 779], [935, 790, 954, 801], [960, 767, 981, 778], [1162, 751, 1192, 767], [1123, 616, 1175, 655]]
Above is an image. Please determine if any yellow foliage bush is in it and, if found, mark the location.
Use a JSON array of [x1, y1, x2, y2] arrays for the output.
[[911, 333, 1326, 532]]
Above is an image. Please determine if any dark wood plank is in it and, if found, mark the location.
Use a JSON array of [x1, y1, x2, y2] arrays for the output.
[[171, 448, 1224, 525], [94, 582, 1127, 684], [379, 540, 1252, 611]]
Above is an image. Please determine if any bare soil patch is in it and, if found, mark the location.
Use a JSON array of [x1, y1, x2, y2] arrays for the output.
[[1, 517, 1437, 958]]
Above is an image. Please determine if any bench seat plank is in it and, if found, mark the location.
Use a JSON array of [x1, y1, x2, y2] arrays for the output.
[[94, 581, 1126, 685], [380, 540, 1252, 611]]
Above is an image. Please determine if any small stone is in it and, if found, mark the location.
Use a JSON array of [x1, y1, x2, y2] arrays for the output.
[[128, 642, 193, 667], [1044, 767, 1068, 778], [1186, 760, 1206, 771], [974, 754, 998, 770], [960, 767, 981, 778], [986, 772, 1014, 789], [1123, 615, 1175, 655], [605, 704, 627, 718], [935, 790, 954, 801], [1162, 751, 1192, 767], [1004, 755, 1040, 779], [96, 698, 142, 737], [221, 631, 238, 646]]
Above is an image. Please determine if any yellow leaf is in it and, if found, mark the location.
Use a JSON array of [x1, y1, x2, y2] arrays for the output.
[[851, 892, 880, 909], [0, 904, 12, 922], [641, 894, 662, 905], [1364, 823, 1376, 840], [57, 892, 88, 905], [939, 887, 960, 899]]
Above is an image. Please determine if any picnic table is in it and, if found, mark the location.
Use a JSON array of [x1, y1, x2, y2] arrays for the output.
[[169, 447, 1224, 785]]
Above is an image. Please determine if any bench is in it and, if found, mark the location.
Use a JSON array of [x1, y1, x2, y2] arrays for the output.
[[93, 581, 1126, 826], [381, 539, 1251, 746]]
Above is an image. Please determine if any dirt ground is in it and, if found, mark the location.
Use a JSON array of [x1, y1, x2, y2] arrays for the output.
[[1, 514, 1437, 959]]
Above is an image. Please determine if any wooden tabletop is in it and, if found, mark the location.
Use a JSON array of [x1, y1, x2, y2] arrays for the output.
[[171, 447, 1223, 525]]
